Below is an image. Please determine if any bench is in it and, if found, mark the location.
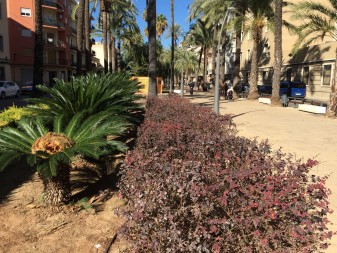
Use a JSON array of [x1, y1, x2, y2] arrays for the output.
[[303, 99, 327, 107]]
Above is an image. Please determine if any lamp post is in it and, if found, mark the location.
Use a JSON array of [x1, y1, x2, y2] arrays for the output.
[[214, 7, 235, 115]]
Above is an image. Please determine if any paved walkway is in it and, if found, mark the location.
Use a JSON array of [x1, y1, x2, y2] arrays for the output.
[[187, 92, 337, 252]]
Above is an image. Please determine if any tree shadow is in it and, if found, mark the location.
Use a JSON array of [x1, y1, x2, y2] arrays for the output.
[[0, 160, 35, 204], [288, 44, 330, 96]]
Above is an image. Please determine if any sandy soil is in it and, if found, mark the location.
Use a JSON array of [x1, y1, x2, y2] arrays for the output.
[[190, 93, 337, 252], [0, 163, 129, 253]]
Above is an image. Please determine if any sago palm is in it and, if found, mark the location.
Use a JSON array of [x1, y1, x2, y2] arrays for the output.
[[0, 112, 128, 205], [26, 72, 141, 123]]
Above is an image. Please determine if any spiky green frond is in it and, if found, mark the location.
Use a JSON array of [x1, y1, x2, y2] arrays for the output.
[[26, 72, 140, 123], [290, 0, 337, 51]]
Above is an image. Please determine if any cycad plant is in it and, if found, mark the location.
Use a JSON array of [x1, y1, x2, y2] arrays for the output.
[[0, 113, 128, 205], [26, 72, 141, 123]]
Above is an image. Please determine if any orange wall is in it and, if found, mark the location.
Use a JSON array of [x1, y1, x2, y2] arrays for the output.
[[7, 0, 35, 65]]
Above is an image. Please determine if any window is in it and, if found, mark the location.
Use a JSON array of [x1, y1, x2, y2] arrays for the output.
[[0, 67, 4, 80], [21, 29, 32, 37], [20, 8, 31, 17], [322, 64, 332, 86], [246, 49, 251, 61], [0, 36, 3, 52], [302, 66, 310, 86], [262, 70, 268, 83], [286, 68, 292, 81]]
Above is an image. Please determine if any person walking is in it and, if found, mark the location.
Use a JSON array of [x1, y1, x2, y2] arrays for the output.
[[188, 81, 195, 95]]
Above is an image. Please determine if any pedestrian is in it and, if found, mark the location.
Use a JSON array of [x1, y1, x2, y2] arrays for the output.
[[220, 81, 227, 98], [188, 81, 195, 95]]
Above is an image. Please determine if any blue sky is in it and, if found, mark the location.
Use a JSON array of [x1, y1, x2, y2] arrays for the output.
[[133, 0, 193, 48], [92, 0, 193, 48]]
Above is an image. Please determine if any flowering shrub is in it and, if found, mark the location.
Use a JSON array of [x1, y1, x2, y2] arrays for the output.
[[119, 96, 332, 252]]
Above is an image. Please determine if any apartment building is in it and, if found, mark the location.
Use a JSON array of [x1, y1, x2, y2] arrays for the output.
[[0, 0, 85, 86], [240, 0, 336, 101]]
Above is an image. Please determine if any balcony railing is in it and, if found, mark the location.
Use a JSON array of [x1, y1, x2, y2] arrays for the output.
[[42, 0, 64, 11], [44, 39, 66, 49], [43, 18, 65, 29]]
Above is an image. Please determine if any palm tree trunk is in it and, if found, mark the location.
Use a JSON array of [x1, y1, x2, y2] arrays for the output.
[[101, 0, 108, 73], [211, 27, 218, 84], [232, 29, 242, 99], [108, 12, 112, 73], [84, 0, 92, 73], [271, 0, 282, 106], [203, 46, 207, 84], [220, 44, 226, 82], [327, 49, 337, 117], [111, 36, 116, 72], [42, 164, 71, 205], [248, 26, 261, 99], [76, 0, 84, 75], [117, 29, 121, 72], [32, 0, 44, 97], [148, 0, 157, 96], [170, 0, 175, 91]]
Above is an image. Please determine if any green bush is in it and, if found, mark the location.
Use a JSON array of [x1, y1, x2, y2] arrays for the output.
[[0, 106, 33, 127]]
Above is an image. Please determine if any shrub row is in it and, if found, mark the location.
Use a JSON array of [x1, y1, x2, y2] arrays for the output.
[[119, 95, 332, 252]]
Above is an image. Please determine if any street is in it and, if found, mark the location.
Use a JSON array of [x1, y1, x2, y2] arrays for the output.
[[0, 94, 30, 111]]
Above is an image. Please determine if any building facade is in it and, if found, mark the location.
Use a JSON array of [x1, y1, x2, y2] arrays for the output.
[[239, 0, 336, 101], [0, 0, 86, 86]]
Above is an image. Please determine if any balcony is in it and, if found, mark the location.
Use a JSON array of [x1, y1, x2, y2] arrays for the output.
[[44, 39, 66, 49], [43, 18, 65, 29], [42, 0, 64, 12]]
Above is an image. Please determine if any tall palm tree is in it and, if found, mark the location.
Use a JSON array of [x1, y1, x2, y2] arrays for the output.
[[84, 0, 92, 72], [246, 0, 274, 99], [171, 0, 175, 91], [148, 0, 157, 96], [271, 0, 282, 106], [290, 0, 337, 117], [33, 0, 43, 97], [76, 0, 85, 75], [101, 0, 109, 73], [185, 20, 213, 83], [189, 0, 246, 97], [156, 14, 168, 40]]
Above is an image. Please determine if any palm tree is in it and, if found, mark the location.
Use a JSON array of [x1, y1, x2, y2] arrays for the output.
[[33, 0, 43, 97], [100, 0, 109, 73], [189, 0, 246, 97], [84, 0, 92, 72], [185, 20, 213, 84], [290, 0, 337, 117], [0, 113, 128, 205], [156, 14, 168, 40], [76, 0, 85, 75], [246, 0, 274, 99], [271, 0, 282, 106], [148, 0, 157, 96], [171, 0, 175, 91]]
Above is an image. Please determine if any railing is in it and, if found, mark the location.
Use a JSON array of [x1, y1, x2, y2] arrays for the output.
[[42, 18, 65, 29], [44, 39, 66, 48], [42, 0, 64, 11]]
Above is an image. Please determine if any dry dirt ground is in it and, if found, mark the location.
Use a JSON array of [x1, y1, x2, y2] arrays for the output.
[[0, 160, 130, 253]]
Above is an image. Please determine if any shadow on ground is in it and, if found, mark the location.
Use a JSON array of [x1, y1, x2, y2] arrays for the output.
[[0, 159, 35, 204]]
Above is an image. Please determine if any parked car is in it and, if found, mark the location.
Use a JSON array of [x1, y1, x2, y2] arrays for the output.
[[21, 81, 47, 94], [257, 81, 306, 99], [0, 81, 21, 99], [280, 81, 306, 98]]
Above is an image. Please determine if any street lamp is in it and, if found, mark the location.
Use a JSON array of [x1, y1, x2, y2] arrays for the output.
[[214, 7, 235, 115]]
